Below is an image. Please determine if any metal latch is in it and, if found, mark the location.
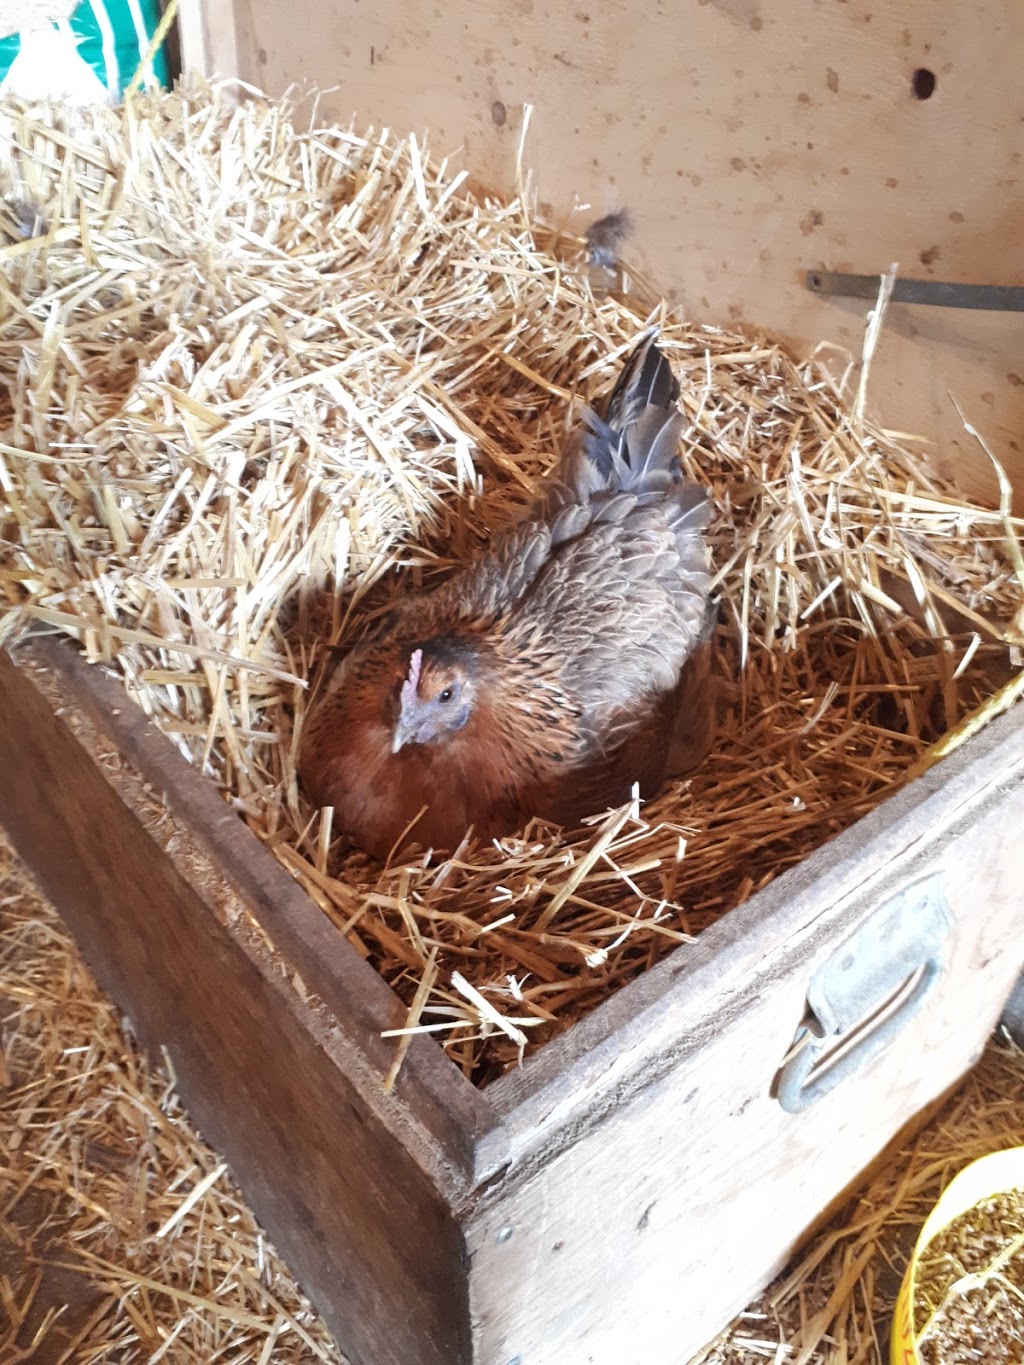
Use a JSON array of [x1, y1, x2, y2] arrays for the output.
[[806, 270, 1024, 313], [776, 875, 953, 1113]]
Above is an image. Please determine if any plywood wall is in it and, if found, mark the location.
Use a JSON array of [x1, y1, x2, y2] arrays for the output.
[[187, 0, 1024, 502]]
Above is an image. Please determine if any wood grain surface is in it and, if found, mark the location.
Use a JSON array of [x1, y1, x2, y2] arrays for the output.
[[468, 710, 1024, 1363]]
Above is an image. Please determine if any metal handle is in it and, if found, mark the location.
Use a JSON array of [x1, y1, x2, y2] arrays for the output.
[[776, 875, 952, 1114]]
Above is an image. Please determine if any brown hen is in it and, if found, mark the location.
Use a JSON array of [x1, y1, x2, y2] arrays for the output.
[[299, 334, 716, 859]]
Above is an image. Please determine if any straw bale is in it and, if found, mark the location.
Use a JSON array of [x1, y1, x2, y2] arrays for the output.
[[0, 84, 1021, 1085]]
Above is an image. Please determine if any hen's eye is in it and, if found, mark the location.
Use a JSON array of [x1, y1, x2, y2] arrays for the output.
[[438, 686, 454, 704]]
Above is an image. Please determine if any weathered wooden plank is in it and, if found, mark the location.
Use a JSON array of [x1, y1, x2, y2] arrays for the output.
[[176, 0, 240, 85], [468, 711, 1024, 1363], [489, 699, 1024, 1159], [0, 636, 496, 1365]]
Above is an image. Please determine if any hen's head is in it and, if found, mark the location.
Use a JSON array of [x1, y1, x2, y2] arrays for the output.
[[392, 638, 478, 752]]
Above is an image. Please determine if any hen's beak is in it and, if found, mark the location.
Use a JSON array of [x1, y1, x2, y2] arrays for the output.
[[391, 719, 414, 754]]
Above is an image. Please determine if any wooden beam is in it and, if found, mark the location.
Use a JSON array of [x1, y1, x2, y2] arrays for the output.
[[176, 0, 240, 81]]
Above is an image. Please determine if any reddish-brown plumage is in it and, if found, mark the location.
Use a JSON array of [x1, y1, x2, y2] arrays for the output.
[[299, 335, 716, 859]]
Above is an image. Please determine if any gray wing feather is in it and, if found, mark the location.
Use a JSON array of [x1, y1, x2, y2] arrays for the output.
[[510, 335, 714, 743], [347, 336, 713, 764]]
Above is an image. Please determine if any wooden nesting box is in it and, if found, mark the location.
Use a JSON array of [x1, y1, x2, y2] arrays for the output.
[[3, 3, 1024, 1362], [2, 630, 1023, 1365]]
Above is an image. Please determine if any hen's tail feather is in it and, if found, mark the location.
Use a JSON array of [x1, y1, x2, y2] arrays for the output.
[[584, 332, 682, 482], [603, 329, 679, 429], [581, 332, 710, 531]]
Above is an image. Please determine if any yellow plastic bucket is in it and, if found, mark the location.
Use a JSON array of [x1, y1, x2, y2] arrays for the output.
[[891, 1145, 1024, 1364]]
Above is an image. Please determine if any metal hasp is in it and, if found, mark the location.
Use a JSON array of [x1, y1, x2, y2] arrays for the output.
[[806, 270, 1024, 312], [777, 875, 953, 1113], [1001, 973, 1024, 1049]]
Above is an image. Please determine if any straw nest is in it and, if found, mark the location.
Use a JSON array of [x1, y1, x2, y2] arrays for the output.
[[4, 828, 1024, 1362], [1, 84, 1021, 1084]]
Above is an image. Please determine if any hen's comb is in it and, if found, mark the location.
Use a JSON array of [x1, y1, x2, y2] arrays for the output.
[[400, 648, 423, 711]]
